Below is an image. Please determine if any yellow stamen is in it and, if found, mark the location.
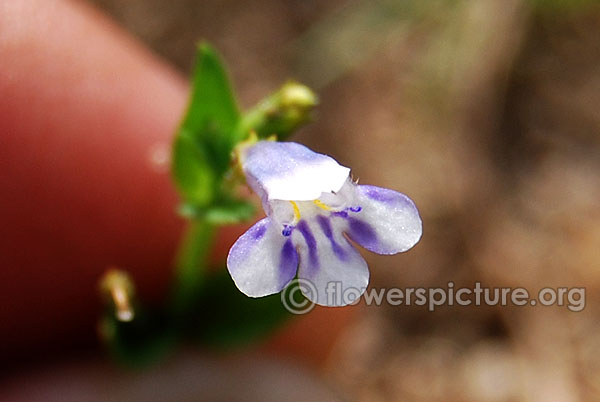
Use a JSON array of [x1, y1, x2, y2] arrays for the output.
[[313, 199, 331, 211], [290, 201, 301, 222]]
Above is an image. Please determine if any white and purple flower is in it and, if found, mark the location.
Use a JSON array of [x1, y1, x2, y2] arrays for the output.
[[227, 141, 422, 306]]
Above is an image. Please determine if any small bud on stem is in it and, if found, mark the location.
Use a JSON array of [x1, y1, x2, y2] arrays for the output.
[[237, 81, 318, 141], [99, 268, 136, 322]]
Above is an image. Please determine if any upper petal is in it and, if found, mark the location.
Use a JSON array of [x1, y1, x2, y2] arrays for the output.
[[241, 141, 350, 201], [227, 218, 298, 297], [344, 185, 422, 255], [294, 217, 369, 306]]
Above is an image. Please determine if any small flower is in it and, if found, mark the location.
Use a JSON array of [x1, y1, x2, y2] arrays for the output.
[[227, 141, 422, 306]]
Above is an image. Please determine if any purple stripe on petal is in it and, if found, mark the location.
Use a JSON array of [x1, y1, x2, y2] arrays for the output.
[[347, 217, 379, 250], [316, 215, 347, 261], [279, 239, 298, 288], [297, 220, 319, 273], [316, 215, 334, 237]]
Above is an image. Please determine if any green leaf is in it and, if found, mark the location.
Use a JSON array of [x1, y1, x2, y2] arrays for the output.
[[172, 134, 215, 206], [172, 43, 240, 205], [182, 43, 240, 137]]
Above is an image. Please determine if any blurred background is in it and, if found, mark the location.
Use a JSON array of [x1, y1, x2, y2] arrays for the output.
[[2, 0, 600, 401]]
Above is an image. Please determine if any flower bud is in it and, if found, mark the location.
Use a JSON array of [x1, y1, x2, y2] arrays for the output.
[[238, 82, 318, 140]]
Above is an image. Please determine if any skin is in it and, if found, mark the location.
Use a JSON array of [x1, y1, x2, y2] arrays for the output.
[[0, 0, 188, 361], [0, 0, 351, 369]]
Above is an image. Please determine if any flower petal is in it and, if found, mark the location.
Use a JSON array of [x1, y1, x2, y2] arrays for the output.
[[227, 218, 298, 297], [294, 218, 369, 306], [242, 141, 350, 201], [345, 185, 422, 255]]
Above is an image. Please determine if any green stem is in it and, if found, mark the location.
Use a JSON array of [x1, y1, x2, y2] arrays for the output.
[[170, 219, 214, 314], [236, 93, 278, 139]]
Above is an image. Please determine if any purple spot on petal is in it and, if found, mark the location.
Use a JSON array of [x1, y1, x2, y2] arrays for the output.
[[279, 239, 298, 288], [251, 222, 267, 240], [297, 220, 319, 274], [332, 210, 348, 218], [347, 217, 378, 250], [363, 186, 399, 203], [316, 215, 347, 261], [349, 206, 362, 213]]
